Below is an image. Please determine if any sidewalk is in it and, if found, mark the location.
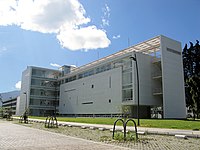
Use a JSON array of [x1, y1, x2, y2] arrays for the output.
[[19, 117, 200, 138], [0, 121, 131, 150]]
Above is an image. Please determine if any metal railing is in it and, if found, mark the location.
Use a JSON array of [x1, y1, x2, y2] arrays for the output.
[[19, 112, 28, 124], [45, 116, 58, 128], [112, 118, 138, 141]]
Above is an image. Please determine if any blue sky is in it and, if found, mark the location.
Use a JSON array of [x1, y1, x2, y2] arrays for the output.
[[0, 0, 199, 93]]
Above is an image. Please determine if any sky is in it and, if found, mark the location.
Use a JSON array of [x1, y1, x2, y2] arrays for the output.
[[0, 0, 200, 93]]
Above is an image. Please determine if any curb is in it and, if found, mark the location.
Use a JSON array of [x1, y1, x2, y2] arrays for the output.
[[13, 117, 200, 139]]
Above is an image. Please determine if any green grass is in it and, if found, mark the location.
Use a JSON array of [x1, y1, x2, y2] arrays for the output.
[[29, 116, 200, 130]]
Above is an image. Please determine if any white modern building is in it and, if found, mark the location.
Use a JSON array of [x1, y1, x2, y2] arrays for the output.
[[1, 97, 19, 115], [19, 35, 186, 118], [18, 66, 60, 116]]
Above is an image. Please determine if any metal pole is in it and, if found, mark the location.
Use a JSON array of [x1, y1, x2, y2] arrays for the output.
[[10, 97, 12, 115], [54, 82, 57, 116], [0, 94, 2, 105], [23, 92, 27, 111], [0, 94, 3, 117], [130, 54, 140, 126]]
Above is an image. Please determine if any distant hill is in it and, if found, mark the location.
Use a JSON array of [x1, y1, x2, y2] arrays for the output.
[[0, 90, 20, 101]]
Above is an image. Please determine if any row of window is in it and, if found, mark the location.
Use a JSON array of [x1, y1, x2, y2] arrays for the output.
[[32, 69, 60, 79], [61, 63, 112, 84], [61, 57, 133, 86], [30, 98, 59, 106], [30, 89, 59, 97], [31, 79, 58, 87]]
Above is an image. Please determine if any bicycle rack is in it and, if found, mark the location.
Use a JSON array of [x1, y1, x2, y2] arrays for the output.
[[19, 113, 28, 124], [19, 115, 23, 123], [19, 109, 29, 124], [6, 114, 13, 121], [45, 116, 58, 128], [124, 119, 138, 140], [112, 118, 125, 139], [112, 118, 138, 141]]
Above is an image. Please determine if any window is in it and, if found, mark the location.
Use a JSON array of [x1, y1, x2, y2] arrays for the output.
[[122, 72, 132, 85], [123, 59, 132, 70], [65, 78, 69, 83], [88, 70, 94, 76], [91, 84, 94, 88], [82, 102, 93, 104], [122, 89, 133, 101], [96, 67, 100, 73], [109, 99, 111, 103], [100, 65, 106, 72], [78, 73, 83, 79], [109, 76, 111, 88], [32, 69, 45, 77]]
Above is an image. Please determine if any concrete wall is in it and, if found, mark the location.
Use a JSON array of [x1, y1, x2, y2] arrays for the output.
[[18, 67, 32, 115], [59, 67, 122, 115], [131, 52, 162, 106], [161, 35, 186, 118], [15, 96, 21, 115]]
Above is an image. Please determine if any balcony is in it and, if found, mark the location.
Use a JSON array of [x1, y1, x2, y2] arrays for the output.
[[153, 88, 163, 96], [152, 71, 162, 79], [122, 98, 133, 102], [122, 98, 136, 105], [152, 57, 161, 64]]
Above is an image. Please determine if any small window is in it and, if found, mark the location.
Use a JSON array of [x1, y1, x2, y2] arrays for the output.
[[109, 99, 111, 103], [91, 84, 94, 88], [109, 76, 111, 88], [82, 102, 93, 105]]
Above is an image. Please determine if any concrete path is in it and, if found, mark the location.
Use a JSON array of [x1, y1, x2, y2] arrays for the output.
[[0, 121, 131, 150], [27, 118, 200, 138]]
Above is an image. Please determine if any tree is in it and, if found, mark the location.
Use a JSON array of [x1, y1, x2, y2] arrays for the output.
[[183, 40, 200, 119], [186, 77, 200, 119]]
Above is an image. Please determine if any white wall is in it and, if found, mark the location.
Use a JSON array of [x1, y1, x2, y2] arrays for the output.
[[59, 67, 122, 115], [161, 35, 186, 118], [18, 67, 31, 115], [131, 52, 162, 106], [15, 96, 21, 116]]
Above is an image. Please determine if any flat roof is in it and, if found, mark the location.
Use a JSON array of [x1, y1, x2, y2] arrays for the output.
[[71, 35, 161, 73]]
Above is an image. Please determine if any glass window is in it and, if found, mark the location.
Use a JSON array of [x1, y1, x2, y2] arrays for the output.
[[96, 67, 100, 73], [78, 73, 83, 79], [123, 59, 132, 70], [122, 89, 133, 101], [122, 72, 132, 85]]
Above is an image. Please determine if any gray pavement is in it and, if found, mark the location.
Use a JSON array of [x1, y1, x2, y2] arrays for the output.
[[27, 118, 200, 138], [0, 121, 131, 150]]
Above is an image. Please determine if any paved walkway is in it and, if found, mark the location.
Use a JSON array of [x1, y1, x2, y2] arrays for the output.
[[0, 121, 131, 150], [27, 118, 200, 138]]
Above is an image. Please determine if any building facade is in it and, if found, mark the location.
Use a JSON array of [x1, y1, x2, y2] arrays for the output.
[[18, 35, 186, 118], [19, 66, 60, 116], [2, 97, 18, 115]]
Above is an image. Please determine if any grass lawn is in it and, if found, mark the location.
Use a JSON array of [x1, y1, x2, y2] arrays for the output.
[[29, 116, 200, 130]]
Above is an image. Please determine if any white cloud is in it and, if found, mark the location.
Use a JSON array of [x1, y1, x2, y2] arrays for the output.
[[50, 63, 61, 68], [101, 4, 110, 27], [57, 26, 110, 51], [0, 46, 7, 55], [113, 35, 120, 39], [70, 64, 77, 68], [102, 18, 109, 27], [15, 81, 21, 90], [0, 0, 110, 50]]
